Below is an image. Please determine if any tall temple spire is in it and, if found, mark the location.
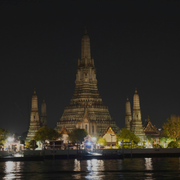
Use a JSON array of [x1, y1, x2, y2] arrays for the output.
[[131, 89, 145, 140], [31, 90, 38, 111], [125, 97, 132, 130], [80, 27, 91, 65], [40, 99, 47, 126], [26, 90, 40, 142], [56, 29, 120, 136], [133, 88, 140, 110], [84, 26, 87, 34]]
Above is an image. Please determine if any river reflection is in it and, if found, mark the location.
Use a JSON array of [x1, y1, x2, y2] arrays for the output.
[[3, 161, 22, 179], [85, 159, 105, 180], [73, 159, 105, 179], [73, 159, 81, 179], [0, 158, 180, 179], [145, 158, 153, 170], [144, 158, 153, 180]]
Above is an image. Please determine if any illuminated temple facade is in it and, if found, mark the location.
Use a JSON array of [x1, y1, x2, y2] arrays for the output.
[[26, 91, 47, 142], [26, 91, 41, 142], [56, 29, 120, 136], [125, 90, 145, 140]]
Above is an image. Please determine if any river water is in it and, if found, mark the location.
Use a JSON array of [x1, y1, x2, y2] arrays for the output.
[[0, 158, 180, 179]]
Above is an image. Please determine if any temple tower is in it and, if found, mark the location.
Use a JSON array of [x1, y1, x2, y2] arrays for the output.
[[125, 97, 132, 130], [40, 99, 47, 126], [56, 28, 120, 136], [26, 90, 41, 142], [131, 89, 145, 140]]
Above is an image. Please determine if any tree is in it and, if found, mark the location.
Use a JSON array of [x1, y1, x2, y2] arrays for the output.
[[163, 118, 180, 141], [0, 128, 9, 148], [168, 141, 179, 148], [68, 128, 88, 143], [146, 135, 155, 147], [97, 137, 107, 146], [117, 128, 140, 145], [33, 126, 61, 143], [25, 140, 38, 150], [159, 136, 173, 148]]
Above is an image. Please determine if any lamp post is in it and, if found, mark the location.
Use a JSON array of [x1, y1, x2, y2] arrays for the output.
[[110, 134, 115, 147]]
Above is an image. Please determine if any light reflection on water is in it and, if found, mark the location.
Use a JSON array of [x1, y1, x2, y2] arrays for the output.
[[73, 159, 81, 179], [3, 161, 21, 180], [74, 159, 81, 171], [85, 159, 105, 180], [144, 158, 153, 180], [145, 158, 153, 170], [0, 158, 180, 179]]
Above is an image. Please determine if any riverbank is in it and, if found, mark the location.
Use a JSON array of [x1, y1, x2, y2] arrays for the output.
[[0, 148, 180, 161]]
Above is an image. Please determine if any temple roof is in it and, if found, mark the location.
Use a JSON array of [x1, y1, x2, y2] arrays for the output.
[[101, 125, 116, 137], [60, 126, 69, 135], [144, 117, 160, 136]]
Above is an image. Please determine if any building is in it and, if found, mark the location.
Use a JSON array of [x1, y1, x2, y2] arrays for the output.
[[40, 99, 47, 127], [26, 91, 47, 142], [102, 125, 117, 146], [56, 28, 120, 136], [125, 89, 145, 140], [144, 116, 160, 138], [125, 97, 132, 131], [26, 90, 41, 142]]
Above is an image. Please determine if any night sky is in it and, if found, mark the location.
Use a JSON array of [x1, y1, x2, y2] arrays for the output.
[[1, 0, 180, 135]]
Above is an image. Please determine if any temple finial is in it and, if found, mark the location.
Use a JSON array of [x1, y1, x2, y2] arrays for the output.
[[147, 116, 150, 121], [84, 26, 87, 35], [34, 88, 36, 94], [135, 88, 137, 93]]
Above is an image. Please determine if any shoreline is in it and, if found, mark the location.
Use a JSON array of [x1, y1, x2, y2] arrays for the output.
[[1, 148, 180, 161]]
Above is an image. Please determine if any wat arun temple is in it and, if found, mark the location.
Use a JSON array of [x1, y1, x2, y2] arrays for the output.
[[56, 29, 120, 136], [26, 29, 148, 142]]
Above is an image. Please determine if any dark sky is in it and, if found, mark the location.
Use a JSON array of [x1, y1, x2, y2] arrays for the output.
[[1, 0, 180, 134]]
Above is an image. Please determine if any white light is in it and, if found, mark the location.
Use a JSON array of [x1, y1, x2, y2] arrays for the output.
[[92, 137, 97, 142], [87, 142, 91, 146], [8, 137, 14, 142]]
